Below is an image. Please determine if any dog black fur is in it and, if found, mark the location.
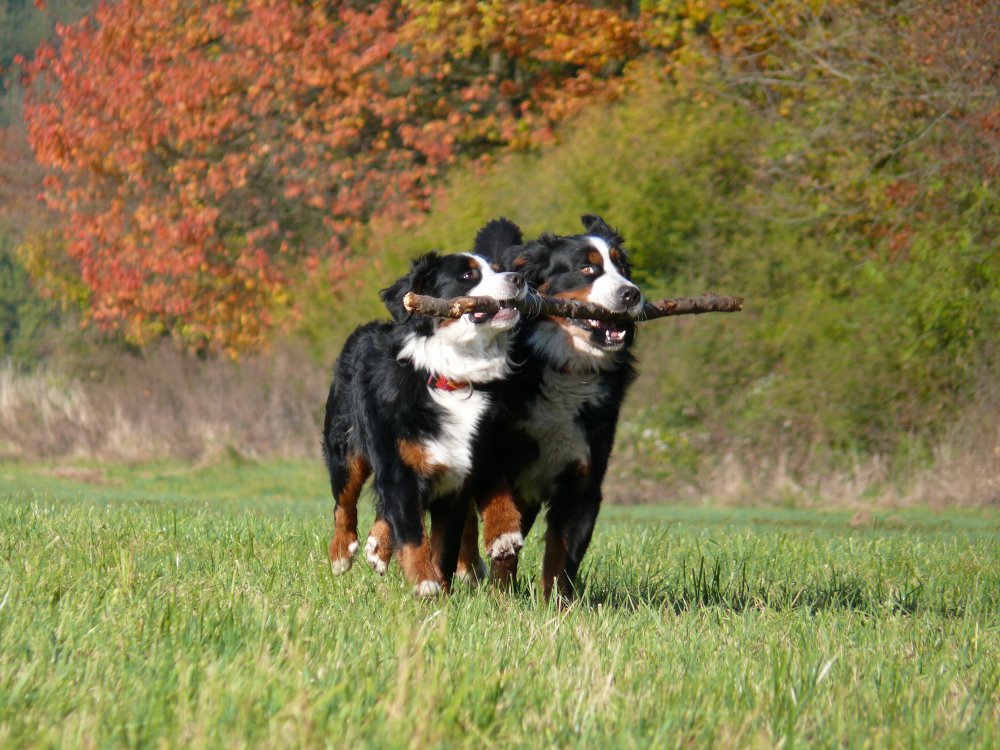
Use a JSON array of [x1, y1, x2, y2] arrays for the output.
[[472, 215, 641, 599], [322, 251, 524, 595]]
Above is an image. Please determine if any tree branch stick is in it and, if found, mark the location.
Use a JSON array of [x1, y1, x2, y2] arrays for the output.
[[402, 291, 744, 322]]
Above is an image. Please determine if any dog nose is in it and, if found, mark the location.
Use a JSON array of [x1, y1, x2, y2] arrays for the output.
[[507, 272, 525, 289], [619, 285, 641, 308]]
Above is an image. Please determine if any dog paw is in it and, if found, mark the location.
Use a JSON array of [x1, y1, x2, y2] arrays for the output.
[[330, 539, 358, 576], [329, 556, 353, 575], [365, 536, 388, 575], [414, 580, 442, 597], [488, 532, 524, 560], [329, 532, 359, 576]]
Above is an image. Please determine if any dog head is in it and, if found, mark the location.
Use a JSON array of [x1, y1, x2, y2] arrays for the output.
[[511, 214, 643, 372], [380, 252, 526, 383]]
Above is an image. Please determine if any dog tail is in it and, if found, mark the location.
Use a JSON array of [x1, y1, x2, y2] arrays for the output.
[[474, 218, 523, 260]]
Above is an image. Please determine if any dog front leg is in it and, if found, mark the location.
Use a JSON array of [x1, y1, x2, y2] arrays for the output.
[[379, 475, 442, 597], [428, 493, 474, 594], [479, 481, 528, 588], [456, 503, 486, 586], [542, 472, 601, 601], [363, 514, 394, 576]]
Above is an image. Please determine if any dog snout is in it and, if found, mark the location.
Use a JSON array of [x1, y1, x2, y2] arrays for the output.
[[619, 285, 641, 309], [503, 272, 526, 296]]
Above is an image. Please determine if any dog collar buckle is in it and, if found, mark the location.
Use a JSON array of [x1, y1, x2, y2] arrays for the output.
[[427, 374, 468, 391]]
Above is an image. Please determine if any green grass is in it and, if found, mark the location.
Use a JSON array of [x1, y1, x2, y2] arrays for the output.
[[1, 461, 998, 748]]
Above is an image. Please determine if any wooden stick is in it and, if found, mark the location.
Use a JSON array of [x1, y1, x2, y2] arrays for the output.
[[402, 291, 744, 322]]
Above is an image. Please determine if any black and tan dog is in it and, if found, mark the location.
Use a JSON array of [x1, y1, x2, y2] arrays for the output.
[[473, 215, 641, 599], [322, 251, 524, 595]]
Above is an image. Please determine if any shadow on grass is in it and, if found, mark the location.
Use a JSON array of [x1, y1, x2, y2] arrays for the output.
[[569, 555, 981, 618]]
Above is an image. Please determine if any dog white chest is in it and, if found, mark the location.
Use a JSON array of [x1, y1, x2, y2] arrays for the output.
[[515, 370, 603, 503], [424, 387, 490, 494]]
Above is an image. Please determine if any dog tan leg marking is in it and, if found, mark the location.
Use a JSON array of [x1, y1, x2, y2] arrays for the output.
[[364, 516, 394, 575], [456, 504, 486, 587], [399, 535, 443, 597], [541, 525, 570, 601], [398, 439, 447, 477], [425, 503, 483, 590], [480, 482, 524, 588], [490, 554, 519, 590], [360, 440, 446, 577], [329, 454, 370, 575]]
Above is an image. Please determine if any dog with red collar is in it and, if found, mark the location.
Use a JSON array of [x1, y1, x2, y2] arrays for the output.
[[349, 216, 643, 599], [322, 251, 524, 595]]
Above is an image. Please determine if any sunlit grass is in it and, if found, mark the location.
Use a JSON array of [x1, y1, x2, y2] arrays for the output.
[[1, 461, 997, 748]]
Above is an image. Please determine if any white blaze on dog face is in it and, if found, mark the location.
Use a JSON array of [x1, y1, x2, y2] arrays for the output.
[[463, 254, 524, 332], [584, 236, 642, 313], [398, 253, 525, 384]]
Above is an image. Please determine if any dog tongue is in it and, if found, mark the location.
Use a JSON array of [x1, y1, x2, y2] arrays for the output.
[[493, 307, 517, 322]]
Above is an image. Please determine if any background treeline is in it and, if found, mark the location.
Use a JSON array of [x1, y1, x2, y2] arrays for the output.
[[1, 1, 997, 505]]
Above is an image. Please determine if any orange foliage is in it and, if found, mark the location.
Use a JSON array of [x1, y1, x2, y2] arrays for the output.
[[20, 0, 640, 354], [19, 0, 992, 353]]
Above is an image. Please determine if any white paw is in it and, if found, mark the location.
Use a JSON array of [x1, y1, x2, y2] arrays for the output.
[[347, 540, 359, 556], [329, 556, 353, 575], [414, 580, 442, 597], [489, 532, 524, 560], [365, 536, 387, 575]]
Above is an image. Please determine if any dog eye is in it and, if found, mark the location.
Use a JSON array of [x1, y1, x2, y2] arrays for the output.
[[461, 270, 479, 281], [580, 265, 598, 276]]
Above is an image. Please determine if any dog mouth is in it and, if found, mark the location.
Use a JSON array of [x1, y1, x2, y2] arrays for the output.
[[470, 299, 519, 325], [569, 318, 629, 349]]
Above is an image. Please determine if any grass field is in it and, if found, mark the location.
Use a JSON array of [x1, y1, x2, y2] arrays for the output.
[[1, 460, 997, 749]]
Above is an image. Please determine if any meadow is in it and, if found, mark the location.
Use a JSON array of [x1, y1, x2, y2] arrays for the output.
[[1, 460, 997, 748]]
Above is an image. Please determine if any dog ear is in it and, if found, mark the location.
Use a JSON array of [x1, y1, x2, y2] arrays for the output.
[[379, 252, 440, 324], [581, 214, 625, 248], [474, 218, 523, 259]]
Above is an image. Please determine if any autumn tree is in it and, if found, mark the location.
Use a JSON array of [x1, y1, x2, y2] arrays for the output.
[[639, 0, 999, 238], [20, 0, 641, 354]]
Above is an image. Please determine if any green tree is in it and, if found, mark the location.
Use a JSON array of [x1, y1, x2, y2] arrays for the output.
[[0, 243, 58, 364]]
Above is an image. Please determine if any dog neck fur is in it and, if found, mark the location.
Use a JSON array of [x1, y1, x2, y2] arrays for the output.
[[398, 329, 512, 384], [397, 254, 517, 384]]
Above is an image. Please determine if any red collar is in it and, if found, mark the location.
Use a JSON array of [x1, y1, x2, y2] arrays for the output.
[[427, 374, 469, 391]]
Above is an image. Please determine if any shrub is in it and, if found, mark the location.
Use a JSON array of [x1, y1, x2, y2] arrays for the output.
[[298, 66, 999, 466]]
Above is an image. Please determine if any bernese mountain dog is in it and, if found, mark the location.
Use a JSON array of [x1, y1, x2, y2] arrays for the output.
[[322, 251, 525, 595], [473, 214, 642, 599]]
